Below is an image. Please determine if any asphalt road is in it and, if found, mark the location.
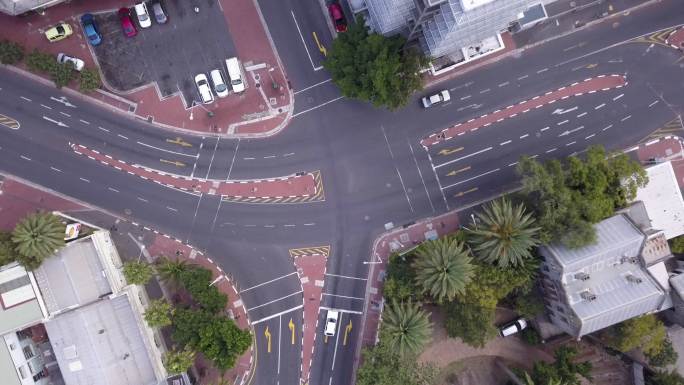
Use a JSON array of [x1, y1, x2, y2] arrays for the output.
[[1, 0, 684, 384]]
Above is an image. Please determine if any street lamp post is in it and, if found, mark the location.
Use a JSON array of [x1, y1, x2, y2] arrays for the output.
[[189, 100, 214, 121], [268, 67, 279, 90]]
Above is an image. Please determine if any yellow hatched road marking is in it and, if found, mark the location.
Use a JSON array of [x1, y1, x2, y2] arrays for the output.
[[288, 245, 331, 258]]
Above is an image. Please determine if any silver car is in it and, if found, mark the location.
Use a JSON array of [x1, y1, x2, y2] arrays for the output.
[[152, 1, 167, 24]]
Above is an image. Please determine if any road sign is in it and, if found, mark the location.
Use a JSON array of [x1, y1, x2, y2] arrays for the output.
[[264, 326, 272, 353]]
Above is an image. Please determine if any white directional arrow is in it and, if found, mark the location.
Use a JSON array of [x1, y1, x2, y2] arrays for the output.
[[42, 116, 69, 127], [50, 96, 77, 108], [558, 126, 584, 137], [552, 106, 578, 115]]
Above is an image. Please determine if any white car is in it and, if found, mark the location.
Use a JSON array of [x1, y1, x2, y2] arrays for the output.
[[134, 2, 152, 28], [225, 57, 245, 93], [56, 53, 84, 71], [499, 318, 527, 337], [209, 69, 229, 98], [324, 310, 339, 337], [194, 74, 214, 104], [421, 90, 450, 108]]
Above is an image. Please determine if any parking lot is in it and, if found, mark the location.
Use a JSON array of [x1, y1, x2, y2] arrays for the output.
[[90, 0, 237, 106]]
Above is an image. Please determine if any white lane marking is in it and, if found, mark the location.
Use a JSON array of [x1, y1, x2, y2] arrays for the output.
[[602, 124, 613, 131], [250, 305, 304, 325], [536, 68, 549, 74], [108, 187, 120, 193], [40, 104, 52, 110], [322, 293, 365, 300], [137, 197, 148, 202], [294, 78, 332, 94], [283, 224, 296, 227], [50, 166, 62, 172], [552, 106, 578, 115], [79, 177, 90, 183], [136, 141, 198, 158], [243, 157, 255, 160], [319, 306, 363, 315], [557, 120, 569, 125], [620, 115, 632, 122], [541, 126, 550, 131], [441, 168, 500, 190], [79, 119, 90, 125], [290, 10, 323, 71], [60, 111, 71, 117], [566, 141, 577, 146], [283, 152, 295, 157], [460, 95, 471, 100], [409, 141, 435, 213], [246, 290, 303, 311], [166, 206, 178, 212], [546, 148, 557, 153], [508, 162, 518, 167], [381, 125, 413, 213], [226, 139, 240, 180], [42, 116, 68, 127], [20, 96, 31, 102], [585, 134, 596, 139], [648, 100, 659, 108], [303, 222, 316, 226], [263, 155, 276, 159], [498, 81, 509, 87], [434, 146, 493, 169], [264, 225, 275, 228], [613, 93, 624, 101], [594, 103, 605, 110], [577, 112, 588, 118], [519, 134, 529, 139], [500, 140, 512, 146], [117, 134, 129, 140], [292, 96, 344, 118], [325, 273, 368, 281], [241, 272, 298, 293], [517, 74, 529, 80], [480, 88, 491, 94], [19, 155, 31, 161], [330, 312, 343, 372], [98, 126, 109, 132]]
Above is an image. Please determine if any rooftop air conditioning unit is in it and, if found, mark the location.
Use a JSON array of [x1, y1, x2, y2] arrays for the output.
[[574, 272, 590, 281], [626, 274, 643, 284], [580, 290, 597, 301]]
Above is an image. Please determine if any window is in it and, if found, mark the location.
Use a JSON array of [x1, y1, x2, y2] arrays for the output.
[[22, 345, 34, 360], [18, 365, 28, 379], [543, 265, 550, 272]]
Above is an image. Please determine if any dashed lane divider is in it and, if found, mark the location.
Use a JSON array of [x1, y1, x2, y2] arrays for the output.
[[421, 74, 627, 148], [70, 143, 323, 203]]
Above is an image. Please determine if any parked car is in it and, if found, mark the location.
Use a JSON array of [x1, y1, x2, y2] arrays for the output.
[[327, 2, 347, 33], [194, 74, 214, 104], [118, 8, 138, 37], [151, 1, 167, 24], [421, 90, 451, 108], [44, 23, 73, 42], [134, 2, 152, 28], [499, 318, 527, 337], [324, 310, 339, 337], [225, 57, 245, 93], [56, 53, 85, 71], [209, 69, 229, 98], [80, 14, 102, 46]]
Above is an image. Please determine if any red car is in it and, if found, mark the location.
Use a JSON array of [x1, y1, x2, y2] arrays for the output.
[[118, 8, 138, 37], [328, 2, 347, 33]]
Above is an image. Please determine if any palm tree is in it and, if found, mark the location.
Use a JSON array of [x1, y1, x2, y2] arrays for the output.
[[382, 301, 432, 356], [468, 198, 541, 268], [155, 256, 191, 286], [413, 236, 474, 303], [523, 372, 566, 385], [12, 212, 65, 269]]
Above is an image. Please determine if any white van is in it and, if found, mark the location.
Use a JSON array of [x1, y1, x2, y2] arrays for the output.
[[225, 57, 245, 93]]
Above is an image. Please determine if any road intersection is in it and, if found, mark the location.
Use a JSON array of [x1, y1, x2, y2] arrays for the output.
[[2, 1, 684, 384]]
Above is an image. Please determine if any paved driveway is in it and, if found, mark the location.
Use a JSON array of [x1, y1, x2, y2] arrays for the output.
[[89, 0, 237, 106]]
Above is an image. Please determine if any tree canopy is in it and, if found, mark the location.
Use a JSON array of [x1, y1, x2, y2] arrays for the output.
[[413, 236, 474, 303], [516, 145, 647, 248], [163, 347, 196, 375], [144, 299, 173, 328], [356, 338, 437, 385], [531, 346, 592, 385], [606, 314, 667, 356], [123, 260, 154, 285], [382, 301, 432, 356], [323, 15, 426, 110], [12, 212, 65, 269]]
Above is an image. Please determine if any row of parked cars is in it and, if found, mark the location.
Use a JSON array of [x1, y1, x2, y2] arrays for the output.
[[194, 58, 245, 104]]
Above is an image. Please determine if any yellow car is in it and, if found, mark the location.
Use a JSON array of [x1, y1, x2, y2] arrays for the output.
[[44, 23, 73, 42]]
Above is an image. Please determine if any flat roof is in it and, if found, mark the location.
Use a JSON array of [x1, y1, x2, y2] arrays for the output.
[[460, 0, 496, 11], [635, 161, 684, 240], [0, 338, 22, 385], [0, 265, 44, 335]]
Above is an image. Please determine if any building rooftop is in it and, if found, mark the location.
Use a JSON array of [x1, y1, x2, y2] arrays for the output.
[[0, 264, 45, 336], [45, 293, 158, 385], [33, 237, 112, 315], [634, 161, 684, 240], [460, 0, 495, 11], [0, 0, 62, 15]]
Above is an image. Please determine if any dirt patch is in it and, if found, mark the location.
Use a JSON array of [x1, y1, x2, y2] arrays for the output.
[[438, 356, 514, 385]]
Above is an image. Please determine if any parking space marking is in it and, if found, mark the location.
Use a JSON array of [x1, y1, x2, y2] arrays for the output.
[[291, 10, 323, 71], [324, 273, 367, 281], [294, 78, 332, 94]]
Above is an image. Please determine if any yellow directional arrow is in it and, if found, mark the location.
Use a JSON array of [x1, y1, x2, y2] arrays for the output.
[[438, 147, 463, 156], [264, 327, 272, 353], [585, 63, 598, 69], [166, 137, 193, 147], [324, 336, 328, 344], [159, 159, 186, 167], [289, 318, 295, 345], [343, 320, 352, 346], [455, 187, 478, 197], [446, 166, 471, 177], [313, 32, 327, 57]]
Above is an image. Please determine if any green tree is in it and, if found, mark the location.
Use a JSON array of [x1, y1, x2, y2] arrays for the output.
[[356, 340, 437, 385], [670, 236, 684, 254], [144, 299, 173, 328], [383, 253, 417, 302], [647, 338, 678, 367], [522, 372, 566, 385], [178, 267, 227, 313], [123, 260, 154, 285], [444, 300, 496, 347], [513, 288, 545, 319], [468, 198, 540, 267], [50, 62, 75, 88], [163, 346, 195, 374], [413, 236, 474, 303], [323, 15, 426, 110], [607, 314, 666, 356], [382, 301, 432, 356], [12, 212, 65, 269], [532, 346, 592, 385], [79, 68, 101, 92], [516, 145, 647, 248], [0, 231, 17, 266], [155, 256, 192, 287], [25, 50, 54, 73], [652, 370, 684, 385], [172, 308, 251, 371], [0, 40, 24, 64]]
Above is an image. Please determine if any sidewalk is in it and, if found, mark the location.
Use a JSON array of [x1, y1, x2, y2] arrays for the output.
[[0, 0, 293, 138]]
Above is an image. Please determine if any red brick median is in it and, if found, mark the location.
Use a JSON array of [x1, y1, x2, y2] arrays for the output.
[[421, 74, 627, 148], [71, 143, 317, 199], [667, 27, 684, 50]]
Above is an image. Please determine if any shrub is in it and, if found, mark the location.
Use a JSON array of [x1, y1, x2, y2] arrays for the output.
[[26, 50, 55, 73], [50, 62, 75, 88], [123, 261, 154, 285], [0, 40, 24, 64], [79, 68, 100, 92], [179, 267, 227, 313]]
